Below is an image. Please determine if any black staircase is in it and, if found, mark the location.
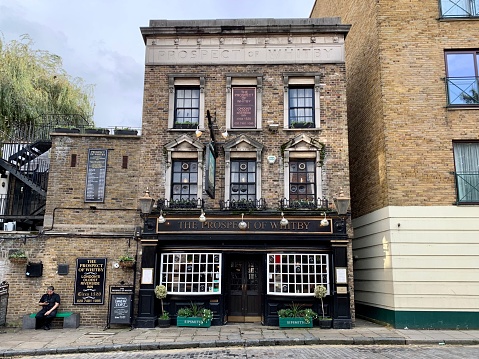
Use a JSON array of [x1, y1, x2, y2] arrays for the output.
[[0, 114, 89, 230]]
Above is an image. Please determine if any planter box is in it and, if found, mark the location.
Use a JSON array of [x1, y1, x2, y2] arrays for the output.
[[114, 129, 138, 135], [291, 122, 314, 129], [174, 123, 197, 129], [54, 127, 81, 133], [157, 318, 171, 328], [279, 317, 313, 328], [319, 318, 333, 329], [177, 316, 211, 328], [85, 128, 110, 135]]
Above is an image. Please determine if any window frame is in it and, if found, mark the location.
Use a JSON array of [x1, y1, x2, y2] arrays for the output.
[[445, 50, 479, 107], [453, 141, 479, 204], [229, 159, 257, 202], [288, 159, 317, 201], [439, 0, 479, 19], [171, 159, 199, 201], [266, 253, 330, 296], [283, 75, 321, 129], [168, 75, 205, 129], [173, 87, 200, 127], [160, 253, 222, 295]]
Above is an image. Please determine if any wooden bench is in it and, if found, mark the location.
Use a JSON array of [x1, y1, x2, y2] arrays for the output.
[[22, 311, 80, 329]]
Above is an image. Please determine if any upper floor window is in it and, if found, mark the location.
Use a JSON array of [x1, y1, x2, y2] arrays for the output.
[[226, 75, 263, 130], [168, 75, 205, 129], [284, 75, 320, 129], [171, 160, 198, 201], [445, 51, 479, 106], [289, 160, 316, 201], [453, 141, 479, 204], [230, 160, 256, 202], [440, 0, 479, 18]]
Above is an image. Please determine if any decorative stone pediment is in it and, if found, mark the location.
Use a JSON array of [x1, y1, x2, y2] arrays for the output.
[[165, 134, 204, 152], [223, 134, 263, 153]]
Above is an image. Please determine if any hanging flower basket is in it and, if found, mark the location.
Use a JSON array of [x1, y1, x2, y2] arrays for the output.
[[119, 260, 135, 268], [9, 257, 28, 264]]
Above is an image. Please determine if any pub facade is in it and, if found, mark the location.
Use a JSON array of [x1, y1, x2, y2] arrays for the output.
[[136, 18, 353, 328]]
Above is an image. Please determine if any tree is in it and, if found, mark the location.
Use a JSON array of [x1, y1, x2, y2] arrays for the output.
[[461, 88, 479, 105], [0, 34, 95, 136]]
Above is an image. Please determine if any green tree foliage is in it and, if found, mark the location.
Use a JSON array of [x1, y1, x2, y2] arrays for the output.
[[0, 34, 95, 136]]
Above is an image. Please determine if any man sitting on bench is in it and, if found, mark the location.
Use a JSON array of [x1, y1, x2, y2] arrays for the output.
[[35, 286, 60, 330]]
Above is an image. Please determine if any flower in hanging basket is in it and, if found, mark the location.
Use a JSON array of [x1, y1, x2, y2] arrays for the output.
[[118, 254, 135, 268], [8, 250, 27, 264]]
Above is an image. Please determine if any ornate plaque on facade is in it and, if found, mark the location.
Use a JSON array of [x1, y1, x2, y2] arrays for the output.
[[232, 87, 256, 128], [85, 149, 108, 203], [74, 258, 107, 305]]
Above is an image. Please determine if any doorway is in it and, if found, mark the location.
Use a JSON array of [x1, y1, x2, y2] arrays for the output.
[[227, 255, 263, 323]]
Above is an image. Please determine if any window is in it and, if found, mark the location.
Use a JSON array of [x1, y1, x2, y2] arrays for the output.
[[289, 160, 316, 201], [453, 141, 479, 203], [160, 253, 222, 294], [168, 75, 205, 129], [230, 160, 256, 202], [171, 160, 198, 201], [174, 88, 200, 127], [440, 0, 479, 18], [284, 75, 320, 129], [445, 51, 479, 106], [226, 75, 262, 130], [267, 253, 330, 296]]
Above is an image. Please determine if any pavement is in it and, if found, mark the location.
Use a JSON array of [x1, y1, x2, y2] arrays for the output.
[[1, 319, 479, 357]]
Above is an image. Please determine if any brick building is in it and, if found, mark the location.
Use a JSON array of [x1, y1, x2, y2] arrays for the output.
[[1, 18, 353, 329], [311, 0, 479, 328]]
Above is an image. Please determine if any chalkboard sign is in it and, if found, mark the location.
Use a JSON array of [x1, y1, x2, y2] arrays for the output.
[[0, 282, 8, 326], [85, 149, 108, 202], [74, 258, 107, 305], [108, 286, 134, 327]]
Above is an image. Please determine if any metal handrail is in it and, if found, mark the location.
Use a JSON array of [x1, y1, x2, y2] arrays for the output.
[[454, 172, 479, 203], [280, 197, 329, 211], [440, 0, 479, 18], [446, 76, 479, 106], [219, 198, 267, 211]]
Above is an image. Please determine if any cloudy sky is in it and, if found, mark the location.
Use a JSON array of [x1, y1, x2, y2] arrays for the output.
[[0, 0, 315, 129]]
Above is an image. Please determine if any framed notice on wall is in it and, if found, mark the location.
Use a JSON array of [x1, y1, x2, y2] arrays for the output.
[[85, 149, 108, 203], [231, 87, 256, 128], [74, 258, 107, 305]]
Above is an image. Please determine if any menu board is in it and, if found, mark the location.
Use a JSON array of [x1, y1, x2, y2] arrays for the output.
[[108, 286, 134, 325], [74, 258, 106, 305], [232, 87, 256, 128], [85, 149, 108, 202]]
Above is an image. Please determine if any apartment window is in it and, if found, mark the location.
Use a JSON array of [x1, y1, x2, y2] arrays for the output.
[[168, 75, 205, 129], [267, 253, 330, 295], [289, 160, 316, 201], [453, 142, 479, 203], [171, 160, 198, 201], [226, 75, 263, 130], [284, 75, 320, 129], [160, 253, 222, 294], [445, 51, 479, 106], [440, 0, 479, 18], [230, 160, 256, 201]]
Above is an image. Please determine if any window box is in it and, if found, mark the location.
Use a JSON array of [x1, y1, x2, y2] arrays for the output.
[[54, 127, 81, 133], [279, 317, 313, 328], [174, 122, 198, 129], [85, 128, 110, 135], [291, 122, 314, 129], [176, 316, 211, 328], [114, 129, 138, 135]]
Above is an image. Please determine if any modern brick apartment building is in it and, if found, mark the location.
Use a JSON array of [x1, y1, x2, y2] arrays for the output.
[[311, 0, 479, 328]]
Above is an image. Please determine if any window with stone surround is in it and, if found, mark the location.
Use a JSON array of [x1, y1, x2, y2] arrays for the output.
[[284, 74, 321, 129], [168, 75, 205, 130], [445, 51, 479, 106], [439, 0, 479, 18], [267, 253, 330, 295], [225, 75, 262, 130], [160, 253, 222, 294], [453, 141, 479, 204]]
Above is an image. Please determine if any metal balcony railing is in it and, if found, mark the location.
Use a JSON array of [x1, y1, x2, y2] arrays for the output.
[[219, 198, 267, 211], [156, 198, 204, 210], [279, 197, 329, 211], [446, 77, 479, 106], [454, 173, 479, 203], [0, 192, 46, 220], [440, 0, 479, 18]]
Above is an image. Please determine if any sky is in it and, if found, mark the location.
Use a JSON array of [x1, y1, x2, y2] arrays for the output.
[[0, 0, 315, 129]]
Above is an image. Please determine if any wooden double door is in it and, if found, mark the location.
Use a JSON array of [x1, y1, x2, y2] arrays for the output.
[[227, 255, 263, 323]]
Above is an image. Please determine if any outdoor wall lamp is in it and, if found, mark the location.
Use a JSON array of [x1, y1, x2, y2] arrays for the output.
[[199, 210, 206, 223], [221, 129, 229, 139], [195, 126, 203, 138], [320, 212, 329, 227], [139, 188, 155, 218], [238, 213, 247, 230], [280, 212, 289, 226], [333, 189, 350, 215], [158, 210, 166, 224]]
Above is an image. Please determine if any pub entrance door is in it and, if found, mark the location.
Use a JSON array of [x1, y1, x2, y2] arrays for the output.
[[227, 255, 263, 323]]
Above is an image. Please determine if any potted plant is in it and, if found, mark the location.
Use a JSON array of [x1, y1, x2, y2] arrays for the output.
[[176, 302, 213, 327], [314, 284, 332, 328], [277, 302, 318, 328], [154, 284, 170, 328], [54, 126, 81, 133], [114, 127, 138, 135], [174, 121, 198, 129], [291, 121, 314, 129], [85, 127, 110, 135], [8, 250, 28, 264], [118, 254, 135, 268]]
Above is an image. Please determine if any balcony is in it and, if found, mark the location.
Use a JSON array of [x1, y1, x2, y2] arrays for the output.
[[156, 198, 203, 210], [219, 198, 267, 211], [280, 198, 329, 211], [446, 77, 479, 106], [454, 172, 479, 204]]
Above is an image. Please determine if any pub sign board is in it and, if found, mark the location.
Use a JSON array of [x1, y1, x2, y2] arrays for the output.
[[85, 149, 108, 203], [231, 87, 256, 128], [74, 258, 106, 305], [205, 142, 216, 199]]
